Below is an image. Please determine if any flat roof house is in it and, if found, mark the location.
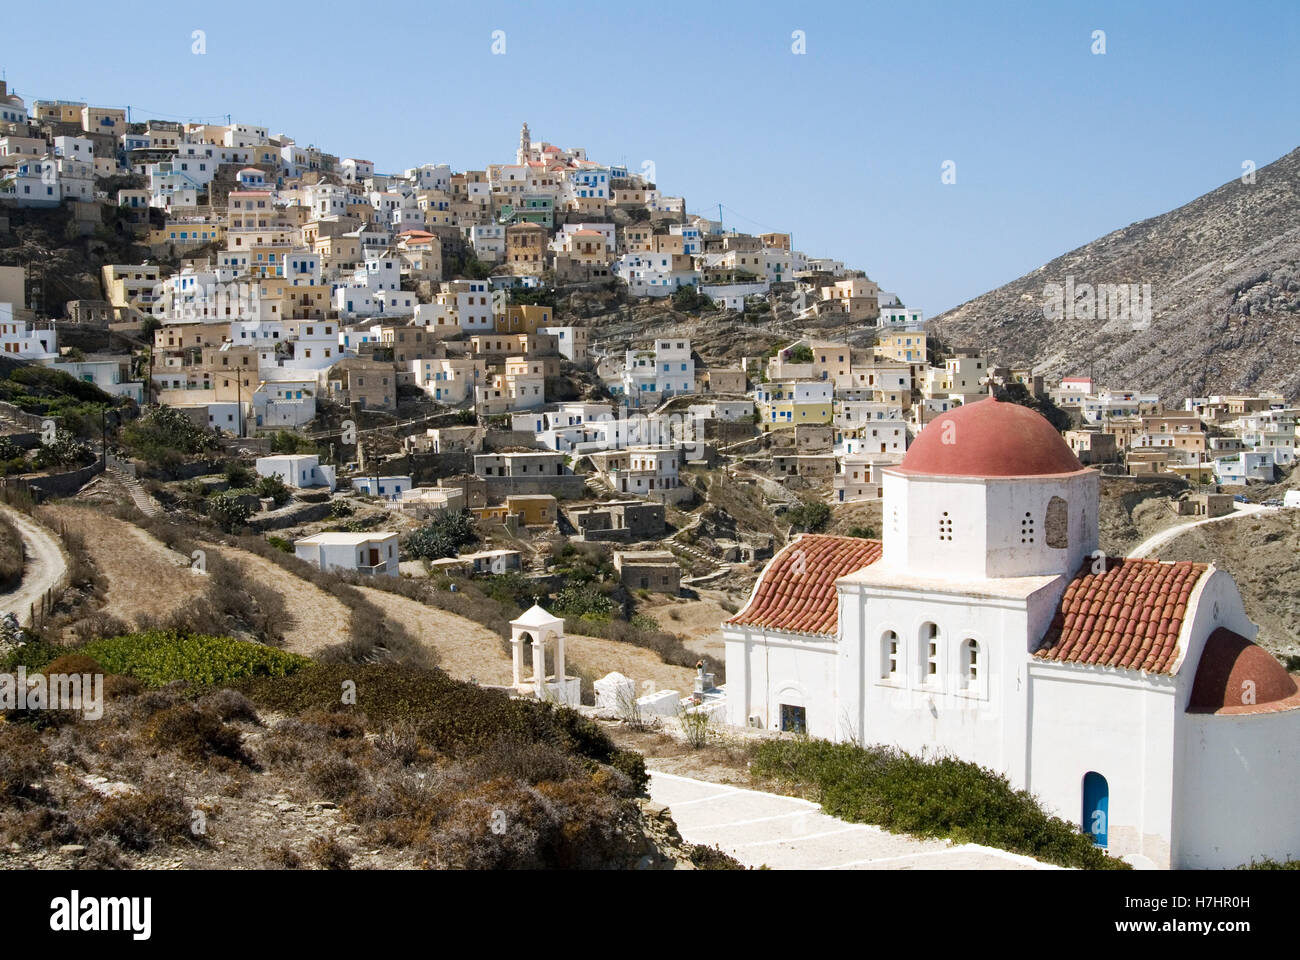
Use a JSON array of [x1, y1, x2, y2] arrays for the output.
[[294, 532, 399, 577], [256, 454, 336, 490]]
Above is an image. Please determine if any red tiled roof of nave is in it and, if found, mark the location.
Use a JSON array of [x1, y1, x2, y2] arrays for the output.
[[725, 535, 882, 636], [1034, 557, 1210, 674]]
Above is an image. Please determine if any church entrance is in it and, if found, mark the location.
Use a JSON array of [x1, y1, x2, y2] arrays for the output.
[[1082, 772, 1109, 847]]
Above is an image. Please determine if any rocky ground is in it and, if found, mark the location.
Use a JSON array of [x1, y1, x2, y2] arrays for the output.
[[1150, 507, 1300, 659], [934, 146, 1300, 401]]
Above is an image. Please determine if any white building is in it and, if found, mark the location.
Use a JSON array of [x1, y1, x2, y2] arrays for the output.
[[621, 338, 695, 408], [352, 475, 413, 501], [294, 531, 399, 577], [723, 397, 1300, 869], [0, 305, 57, 359], [255, 454, 336, 490]]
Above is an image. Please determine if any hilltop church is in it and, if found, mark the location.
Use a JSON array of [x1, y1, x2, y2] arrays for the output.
[[723, 397, 1300, 868]]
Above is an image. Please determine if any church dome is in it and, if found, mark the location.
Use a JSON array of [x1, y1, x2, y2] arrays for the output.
[[1187, 627, 1300, 714], [898, 397, 1084, 478]]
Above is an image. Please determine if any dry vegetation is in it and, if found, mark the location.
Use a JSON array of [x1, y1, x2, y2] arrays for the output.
[[0, 512, 23, 590]]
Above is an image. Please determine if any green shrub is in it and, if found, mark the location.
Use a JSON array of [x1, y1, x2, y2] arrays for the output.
[[406, 512, 477, 561], [224, 462, 254, 488], [120, 406, 220, 464], [207, 492, 252, 533], [553, 584, 615, 620], [34, 430, 93, 469], [267, 535, 293, 553], [1242, 857, 1300, 869], [255, 473, 291, 505], [785, 499, 831, 533], [750, 738, 1129, 870], [77, 630, 311, 687]]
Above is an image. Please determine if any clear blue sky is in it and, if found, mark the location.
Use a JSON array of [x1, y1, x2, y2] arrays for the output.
[[6, 0, 1298, 316]]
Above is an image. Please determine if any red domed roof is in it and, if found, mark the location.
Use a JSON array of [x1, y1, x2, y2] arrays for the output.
[[898, 397, 1084, 478], [1187, 628, 1300, 715]]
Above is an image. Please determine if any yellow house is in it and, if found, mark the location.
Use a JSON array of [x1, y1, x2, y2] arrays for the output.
[[875, 331, 928, 364], [81, 105, 126, 134], [758, 399, 834, 433], [495, 303, 552, 334], [505, 494, 558, 525], [34, 100, 85, 124]]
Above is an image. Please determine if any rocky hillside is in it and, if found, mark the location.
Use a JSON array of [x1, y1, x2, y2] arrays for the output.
[[933, 147, 1300, 401]]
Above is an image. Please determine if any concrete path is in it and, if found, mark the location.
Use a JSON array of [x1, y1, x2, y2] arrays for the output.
[[0, 504, 68, 627], [648, 771, 1060, 870], [1128, 502, 1274, 559]]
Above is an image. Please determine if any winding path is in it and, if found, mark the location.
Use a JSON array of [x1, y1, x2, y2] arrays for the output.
[[1127, 502, 1274, 559], [0, 505, 69, 626]]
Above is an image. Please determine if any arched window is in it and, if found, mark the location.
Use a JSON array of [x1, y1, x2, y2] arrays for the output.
[[880, 630, 900, 680], [961, 638, 979, 686], [1045, 496, 1069, 548], [921, 622, 939, 682]]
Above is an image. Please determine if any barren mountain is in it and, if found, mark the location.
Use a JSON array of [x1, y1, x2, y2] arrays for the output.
[[932, 147, 1300, 401]]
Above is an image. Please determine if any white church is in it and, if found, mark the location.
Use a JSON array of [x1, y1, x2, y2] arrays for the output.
[[723, 397, 1300, 869]]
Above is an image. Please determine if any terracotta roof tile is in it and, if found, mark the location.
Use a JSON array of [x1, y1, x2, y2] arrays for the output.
[[726, 535, 882, 636], [1035, 557, 1209, 675]]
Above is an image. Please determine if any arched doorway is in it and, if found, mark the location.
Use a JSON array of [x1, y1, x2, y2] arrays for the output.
[[1082, 771, 1109, 847]]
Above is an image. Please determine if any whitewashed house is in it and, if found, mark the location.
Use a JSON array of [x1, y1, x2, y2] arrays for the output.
[[255, 454, 336, 490], [294, 531, 399, 577]]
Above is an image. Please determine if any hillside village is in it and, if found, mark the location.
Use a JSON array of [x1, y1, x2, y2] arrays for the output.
[[1, 77, 1299, 871]]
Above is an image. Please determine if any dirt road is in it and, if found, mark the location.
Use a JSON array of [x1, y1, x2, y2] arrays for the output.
[[0, 505, 69, 627], [1128, 502, 1274, 558]]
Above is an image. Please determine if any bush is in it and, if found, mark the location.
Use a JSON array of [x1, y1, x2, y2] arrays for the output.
[[785, 499, 831, 533], [406, 512, 477, 561], [42, 654, 105, 676], [77, 630, 312, 687], [207, 492, 252, 533], [72, 783, 194, 852], [785, 344, 814, 365], [0, 724, 53, 803], [34, 430, 93, 469], [147, 704, 250, 763], [255, 473, 291, 506], [307, 836, 352, 870], [235, 663, 638, 786], [750, 738, 1128, 870], [224, 462, 254, 488], [269, 430, 315, 455], [120, 406, 220, 464], [553, 584, 615, 620], [846, 525, 878, 539]]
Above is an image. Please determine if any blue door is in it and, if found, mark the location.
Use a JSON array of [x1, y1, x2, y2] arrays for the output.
[[1083, 772, 1109, 847]]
